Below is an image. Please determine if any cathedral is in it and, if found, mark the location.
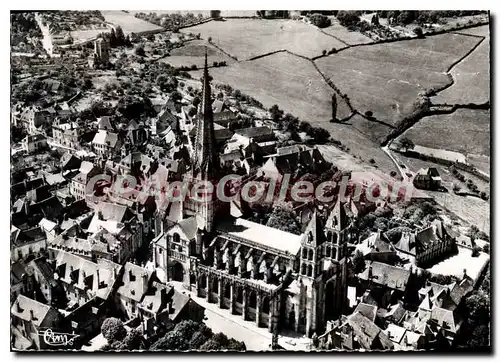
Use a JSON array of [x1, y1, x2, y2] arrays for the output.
[[151, 53, 354, 337]]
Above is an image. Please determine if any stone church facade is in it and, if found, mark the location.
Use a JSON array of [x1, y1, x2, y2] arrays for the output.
[[151, 53, 354, 337]]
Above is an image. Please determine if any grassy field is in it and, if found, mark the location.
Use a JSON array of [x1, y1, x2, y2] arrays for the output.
[[433, 37, 490, 105], [159, 39, 235, 68], [322, 17, 374, 45], [101, 10, 163, 34], [455, 24, 490, 37], [191, 51, 352, 121], [182, 19, 347, 60], [400, 108, 490, 156], [315, 33, 482, 128]]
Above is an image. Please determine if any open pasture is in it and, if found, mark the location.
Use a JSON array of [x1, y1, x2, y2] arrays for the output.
[[322, 17, 374, 45], [101, 10, 163, 34], [433, 37, 490, 105], [191, 51, 352, 122], [315, 33, 482, 128], [182, 19, 347, 60], [159, 39, 235, 68], [401, 108, 490, 157]]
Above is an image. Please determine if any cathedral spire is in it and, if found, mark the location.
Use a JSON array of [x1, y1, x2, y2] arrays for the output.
[[192, 47, 218, 180]]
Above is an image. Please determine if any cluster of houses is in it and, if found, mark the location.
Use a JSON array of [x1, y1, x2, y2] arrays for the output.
[[315, 213, 477, 350]]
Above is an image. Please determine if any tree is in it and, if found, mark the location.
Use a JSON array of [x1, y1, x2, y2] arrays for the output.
[[322, 49, 327, 56], [309, 13, 331, 28], [336, 11, 361, 27], [371, 13, 380, 26], [115, 26, 126, 46], [135, 45, 145, 57], [109, 28, 117, 47], [269, 104, 284, 122], [413, 26, 424, 38], [353, 250, 365, 273], [101, 318, 126, 343], [399, 137, 415, 151], [266, 203, 301, 235], [210, 10, 221, 19]]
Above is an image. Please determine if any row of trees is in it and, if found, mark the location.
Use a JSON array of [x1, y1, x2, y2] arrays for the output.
[[377, 10, 486, 26], [150, 320, 246, 351]]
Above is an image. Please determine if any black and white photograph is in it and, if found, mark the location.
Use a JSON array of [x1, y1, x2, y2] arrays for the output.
[[9, 8, 491, 352]]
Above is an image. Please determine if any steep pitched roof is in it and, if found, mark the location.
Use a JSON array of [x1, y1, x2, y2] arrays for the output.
[[11, 295, 54, 327], [354, 303, 378, 322], [359, 261, 411, 292], [116, 262, 153, 303]]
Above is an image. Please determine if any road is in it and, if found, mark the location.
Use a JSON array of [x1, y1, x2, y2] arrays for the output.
[[382, 142, 410, 181], [35, 13, 53, 56]]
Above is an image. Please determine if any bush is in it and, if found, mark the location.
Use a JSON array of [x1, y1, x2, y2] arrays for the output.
[[369, 158, 376, 164], [322, 49, 327, 56], [134, 45, 145, 57], [309, 13, 332, 28], [365, 110, 373, 118], [101, 318, 126, 343]]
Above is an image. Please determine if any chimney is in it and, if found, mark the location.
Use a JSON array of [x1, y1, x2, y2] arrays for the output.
[[29, 309, 36, 321], [97, 211, 103, 220], [16, 301, 22, 313]]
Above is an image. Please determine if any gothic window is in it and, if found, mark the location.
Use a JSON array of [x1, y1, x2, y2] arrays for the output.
[[190, 273, 196, 285], [237, 287, 243, 304], [212, 278, 219, 294], [173, 233, 180, 244], [332, 247, 337, 259], [308, 249, 314, 261], [302, 248, 307, 259], [200, 274, 207, 289], [332, 233, 338, 245], [301, 263, 306, 275], [262, 296, 270, 314], [248, 291, 257, 309], [326, 245, 331, 258], [307, 265, 313, 277]]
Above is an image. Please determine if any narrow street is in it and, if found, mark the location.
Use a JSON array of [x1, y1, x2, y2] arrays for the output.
[[35, 13, 53, 56]]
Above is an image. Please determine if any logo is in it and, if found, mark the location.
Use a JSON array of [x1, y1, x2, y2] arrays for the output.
[[39, 329, 79, 347]]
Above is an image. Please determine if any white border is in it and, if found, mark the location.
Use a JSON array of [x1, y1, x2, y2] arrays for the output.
[[2, 1, 497, 361]]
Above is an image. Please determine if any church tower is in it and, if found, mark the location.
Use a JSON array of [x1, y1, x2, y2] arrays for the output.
[[187, 50, 221, 233]]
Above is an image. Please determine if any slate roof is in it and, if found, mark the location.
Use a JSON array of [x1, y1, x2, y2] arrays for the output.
[[11, 295, 54, 327], [92, 130, 118, 147], [346, 311, 394, 350], [354, 303, 378, 322], [117, 262, 153, 303], [429, 307, 460, 333], [235, 126, 273, 139], [359, 261, 411, 293], [140, 282, 172, 314]]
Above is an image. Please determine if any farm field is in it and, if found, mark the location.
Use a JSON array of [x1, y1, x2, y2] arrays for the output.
[[69, 29, 105, 44], [191, 51, 352, 122], [133, 10, 257, 18], [316, 123, 396, 175], [159, 39, 235, 68], [182, 19, 347, 60], [468, 154, 490, 176], [101, 10, 163, 34], [315, 33, 482, 128], [454, 23, 490, 37], [323, 17, 374, 45], [400, 108, 490, 157], [433, 37, 490, 105]]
